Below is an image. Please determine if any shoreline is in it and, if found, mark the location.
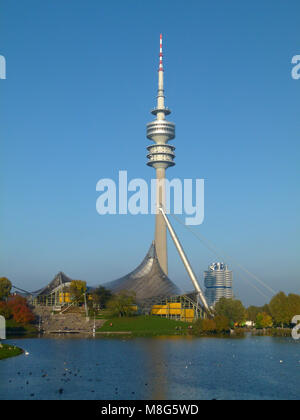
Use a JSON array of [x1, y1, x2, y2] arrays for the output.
[[5, 328, 293, 340], [0, 343, 23, 360], [4, 316, 293, 340]]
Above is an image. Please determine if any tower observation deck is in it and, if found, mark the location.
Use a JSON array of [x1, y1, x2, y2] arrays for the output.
[[147, 34, 175, 274]]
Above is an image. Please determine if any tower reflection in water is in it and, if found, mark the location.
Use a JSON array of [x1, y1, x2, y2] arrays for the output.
[[137, 336, 194, 400]]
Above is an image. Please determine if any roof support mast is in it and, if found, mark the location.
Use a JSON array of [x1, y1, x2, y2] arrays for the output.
[[158, 207, 211, 314]]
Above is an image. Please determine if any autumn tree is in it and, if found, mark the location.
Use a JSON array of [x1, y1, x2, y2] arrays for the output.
[[7, 296, 35, 325], [7, 295, 28, 310], [69, 280, 87, 303], [13, 305, 35, 324], [0, 277, 12, 301], [256, 312, 273, 329]]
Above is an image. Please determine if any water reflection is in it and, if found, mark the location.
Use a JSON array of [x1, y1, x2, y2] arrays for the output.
[[140, 338, 167, 399]]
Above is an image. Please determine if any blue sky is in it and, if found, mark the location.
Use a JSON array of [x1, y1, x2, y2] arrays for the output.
[[0, 0, 299, 306]]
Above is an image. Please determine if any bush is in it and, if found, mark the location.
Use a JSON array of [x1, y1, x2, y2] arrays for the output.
[[214, 315, 230, 333], [191, 315, 230, 336], [193, 318, 216, 335]]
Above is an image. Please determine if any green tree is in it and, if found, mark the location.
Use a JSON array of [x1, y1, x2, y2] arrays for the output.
[[106, 291, 136, 317], [0, 277, 12, 301], [287, 294, 300, 321], [246, 306, 262, 322], [261, 304, 272, 316], [69, 280, 87, 303], [269, 292, 291, 327], [256, 312, 273, 329], [92, 286, 112, 308], [214, 298, 246, 325], [246, 305, 271, 322]]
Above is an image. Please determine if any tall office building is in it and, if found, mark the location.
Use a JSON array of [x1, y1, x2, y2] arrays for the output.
[[204, 262, 233, 307]]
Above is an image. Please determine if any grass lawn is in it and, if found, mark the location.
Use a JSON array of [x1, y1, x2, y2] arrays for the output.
[[97, 315, 191, 336], [96, 309, 111, 320], [0, 343, 23, 360]]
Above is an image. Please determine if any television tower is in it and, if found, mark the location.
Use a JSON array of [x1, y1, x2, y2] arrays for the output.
[[103, 35, 210, 316], [146, 34, 175, 275]]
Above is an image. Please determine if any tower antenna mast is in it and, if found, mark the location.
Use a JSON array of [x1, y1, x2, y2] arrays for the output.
[[146, 34, 176, 274]]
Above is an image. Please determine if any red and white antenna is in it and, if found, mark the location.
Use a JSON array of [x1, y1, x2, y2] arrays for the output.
[[159, 34, 163, 72]]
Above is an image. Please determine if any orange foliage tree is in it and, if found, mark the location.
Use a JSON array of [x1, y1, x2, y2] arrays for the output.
[[7, 296, 35, 325]]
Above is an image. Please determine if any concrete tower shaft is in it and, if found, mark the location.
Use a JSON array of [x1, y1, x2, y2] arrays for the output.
[[146, 34, 176, 275]]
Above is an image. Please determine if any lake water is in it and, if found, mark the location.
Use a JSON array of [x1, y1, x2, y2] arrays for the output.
[[0, 335, 299, 400]]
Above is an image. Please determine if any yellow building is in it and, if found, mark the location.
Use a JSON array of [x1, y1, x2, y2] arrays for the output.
[[151, 294, 205, 322]]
